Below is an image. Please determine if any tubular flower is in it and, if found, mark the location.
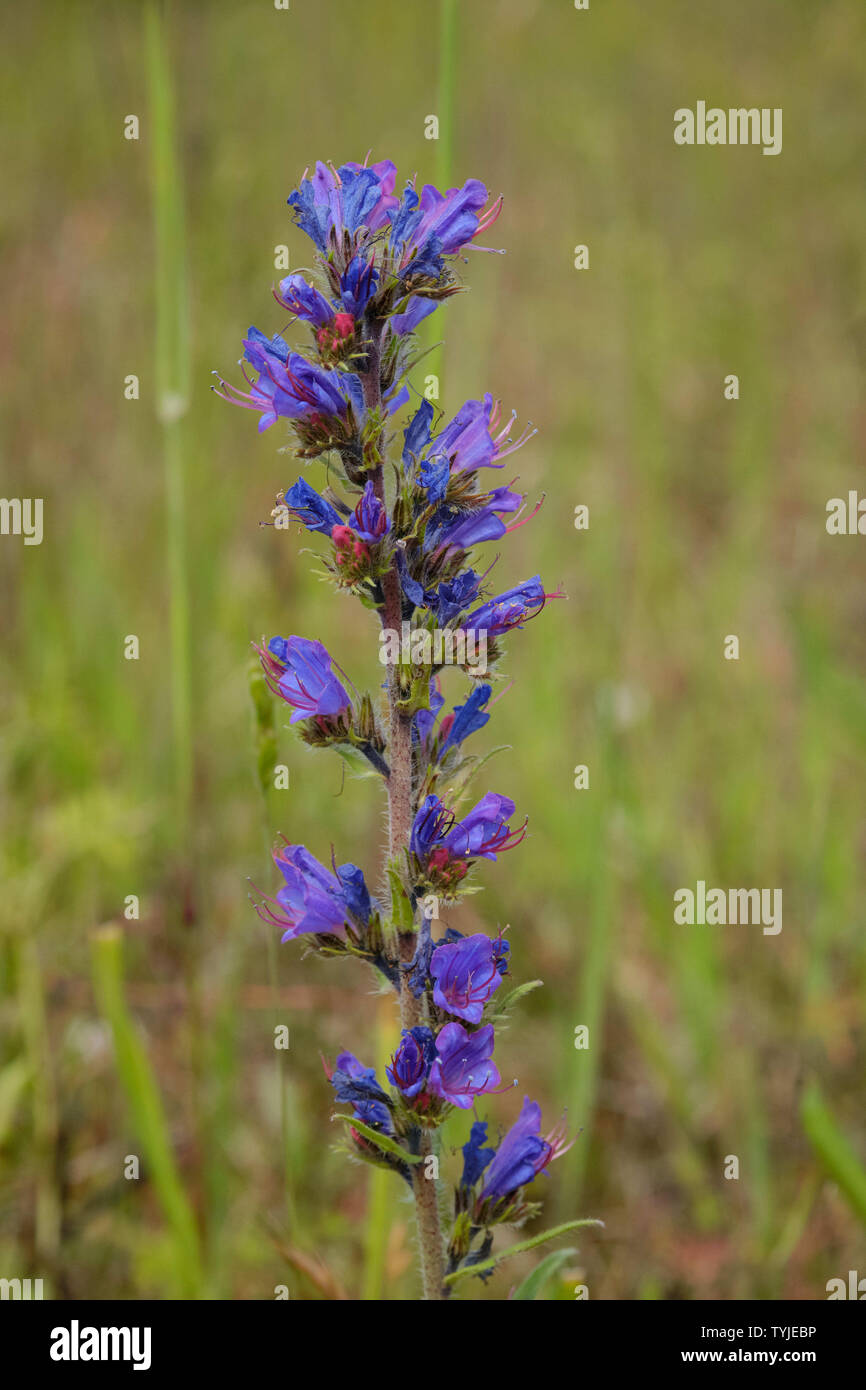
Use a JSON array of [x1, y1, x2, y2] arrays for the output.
[[281, 477, 343, 535], [214, 326, 360, 433], [288, 159, 398, 252], [386, 1026, 436, 1099], [462, 576, 563, 637], [254, 843, 372, 943], [428, 394, 536, 474], [330, 1051, 393, 1132], [479, 1096, 572, 1204], [427, 486, 535, 555], [258, 635, 351, 724], [275, 273, 334, 326], [427, 1022, 502, 1109], [410, 792, 526, 893], [388, 178, 502, 275], [414, 682, 492, 759], [430, 932, 509, 1024], [348, 479, 390, 544], [461, 1120, 496, 1189]]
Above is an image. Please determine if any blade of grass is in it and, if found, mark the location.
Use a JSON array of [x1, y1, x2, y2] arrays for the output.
[[91, 925, 205, 1297], [801, 1081, 866, 1230], [145, 0, 192, 851]]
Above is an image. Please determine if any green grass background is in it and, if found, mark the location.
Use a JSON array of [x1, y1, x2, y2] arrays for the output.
[[1, 0, 865, 1299]]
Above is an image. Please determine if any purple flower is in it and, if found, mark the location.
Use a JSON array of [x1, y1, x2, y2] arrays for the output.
[[388, 179, 502, 274], [288, 159, 398, 252], [429, 394, 535, 474], [214, 327, 358, 433], [386, 1027, 436, 1098], [349, 480, 390, 544], [336, 864, 372, 922], [411, 792, 526, 872], [339, 257, 379, 317], [260, 635, 351, 724], [427, 486, 533, 555], [463, 576, 561, 637], [402, 400, 435, 469], [418, 455, 451, 505], [443, 792, 524, 860], [435, 571, 483, 623], [461, 1120, 495, 1189], [331, 1051, 393, 1132], [390, 294, 438, 337], [275, 274, 334, 327], [480, 1097, 570, 1203], [283, 477, 343, 536], [427, 1022, 501, 1109], [430, 932, 509, 1024], [255, 843, 369, 942], [410, 793, 455, 860]]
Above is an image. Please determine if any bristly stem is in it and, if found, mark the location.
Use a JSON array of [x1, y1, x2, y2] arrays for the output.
[[361, 328, 446, 1301]]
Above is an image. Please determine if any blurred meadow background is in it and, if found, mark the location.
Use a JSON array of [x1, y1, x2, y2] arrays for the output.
[[2, 0, 865, 1300]]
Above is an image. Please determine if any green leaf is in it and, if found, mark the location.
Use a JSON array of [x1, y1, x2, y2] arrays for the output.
[[331, 1113, 422, 1164], [91, 927, 205, 1296], [497, 979, 544, 1014], [333, 744, 382, 779], [510, 1247, 578, 1300], [443, 1219, 603, 1287], [0, 1057, 31, 1146], [387, 863, 415, 931], [801, 1082, 866, 1229]]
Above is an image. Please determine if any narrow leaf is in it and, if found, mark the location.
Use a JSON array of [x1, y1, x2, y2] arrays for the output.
[[443, 1219, 604, 1287], [331, 1112, 422, 1164], [801, 1082, 866, 1229], [510, 1247, 578, 1300]]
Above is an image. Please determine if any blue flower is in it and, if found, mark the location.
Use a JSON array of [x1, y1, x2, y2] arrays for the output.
[[402, 400, 435, 469], [412, 792, 525, 870], [386, 1027, 436, 1098], [427, 394, 534, 474], [427, 1022, 501, 1109], [331, 1051, 393, 1132], [463, 576, 561, 637], [388, 179, 501, 279], [288, 160, 397, 251], [339, 257, 379, 316], [461, 1120, 495, 1189], [336, 864, 372, 922], [283, 477, 343, 536], [259, 635, 351, 724], [435, 571, 483, 623], [390, 295, 438, 337], [428, 486, 529, 554], [418, 454, 451, 505], [254, 844, 371, 943], [349, 480, 390, 543], [215, 328, 360, 433], [430, 931, 509, 1024], [479, 1097, 568, 1203], [439, 684, 492, 755], [276, 273, 334, 327]]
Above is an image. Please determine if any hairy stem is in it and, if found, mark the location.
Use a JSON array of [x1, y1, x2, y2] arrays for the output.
[[361, 327, 446, 1300]]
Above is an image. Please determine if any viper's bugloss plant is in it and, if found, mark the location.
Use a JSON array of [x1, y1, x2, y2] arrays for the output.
[[217, 157, 599, 1299]]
